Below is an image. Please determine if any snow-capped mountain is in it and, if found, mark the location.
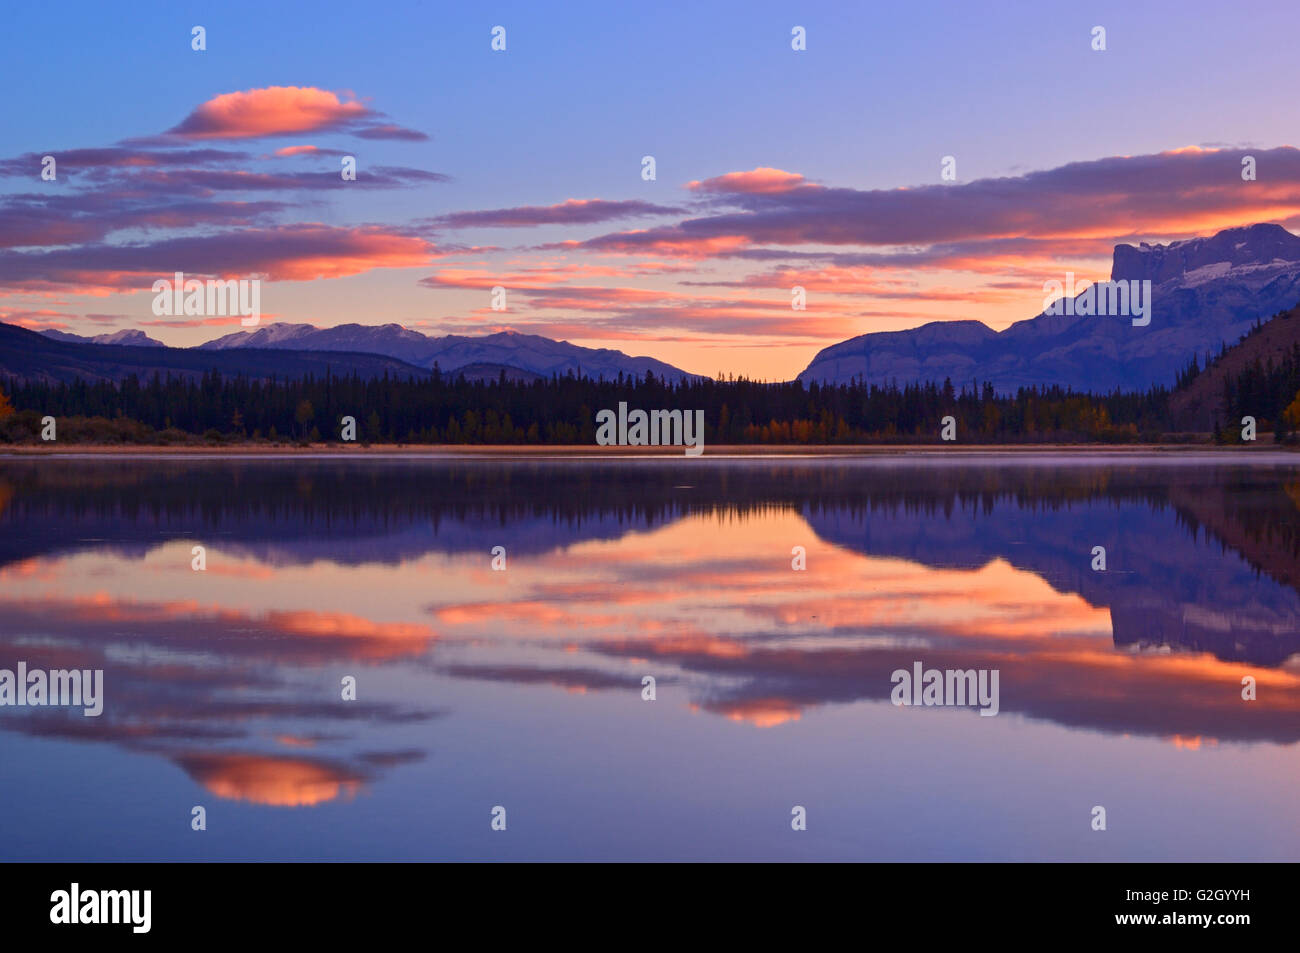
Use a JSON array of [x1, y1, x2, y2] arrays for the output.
[[798, 223, 1300, 393], [40, 328, 164, 347], [198, 323, 701, 382], [199, 323, 323, 350], [2, 321, 431, 385]]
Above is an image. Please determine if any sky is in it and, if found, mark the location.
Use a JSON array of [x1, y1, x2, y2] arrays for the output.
[[2, 0, 1299, 380]]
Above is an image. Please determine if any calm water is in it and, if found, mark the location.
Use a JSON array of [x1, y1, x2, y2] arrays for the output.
[[2, 453, 1299, 861]]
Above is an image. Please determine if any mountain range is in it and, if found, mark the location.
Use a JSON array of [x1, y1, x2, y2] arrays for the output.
[[21, 324, 697, 385], [798, 223, 1300, 393], [197, 324, 700, 382], [3, 322, 431, 385]]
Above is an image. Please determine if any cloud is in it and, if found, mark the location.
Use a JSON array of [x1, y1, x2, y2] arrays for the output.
[[421, 268, 870, 339], [439, 663, 658, 693], [120, 165, 447, 193], [0, 223, 439, 294], [0, 147, 251, 178], [138, 315, 265, 328], [162, 86, 428, 143], [0, 587, 444, 807], [168, 86, 373, 140], [0, 308, 72, 330], [418, 260, 694, 290], [175, 752, 366, 807], [431, 198, 683, 229], [0, 100, 450, 303], [0, 192, 290, 249], [0, 146, 447, 262], [354, 123, 429, 141], [687, 167, 811, 195], [275, 145, 321, 157], [544, 233, 752, 259], [271, 145, 338, 158], [684, 264, 1029, 304], [571, 147, 1300, 262]]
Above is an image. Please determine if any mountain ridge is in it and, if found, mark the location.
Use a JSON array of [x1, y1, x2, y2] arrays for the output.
[[199, 322, 701, 382], [0, 321, 433, 385], [1169, 301, 1300, 430], [40, 328, 165, 348], [799, 223, 1300, 393]]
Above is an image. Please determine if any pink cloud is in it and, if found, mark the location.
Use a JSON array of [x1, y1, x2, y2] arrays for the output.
[[419, 261, 691, 291], [139, 315, 272, 329], [0, 308, 72, 330], [0, 224, 439, 294], [169, 86, 371, 140], [687, 167, 811, 195]]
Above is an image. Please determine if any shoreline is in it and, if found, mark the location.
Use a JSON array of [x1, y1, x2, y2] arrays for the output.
[[1, 442, 1294, 457]]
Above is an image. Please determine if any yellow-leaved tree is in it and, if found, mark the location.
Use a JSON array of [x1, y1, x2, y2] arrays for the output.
[[1284, 390, 1300, 431]]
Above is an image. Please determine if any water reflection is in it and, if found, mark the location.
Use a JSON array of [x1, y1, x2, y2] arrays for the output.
[[1, 456, 1299, 858]]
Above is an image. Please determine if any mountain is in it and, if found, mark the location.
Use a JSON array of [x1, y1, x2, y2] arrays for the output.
[[799, 223, 1300, 393], [199, 323, 700, 382], [198, 322, 322, 350], [1169, 302, 1300, 430], [40, 328, 164, 347], [0, 321, 431, 385]]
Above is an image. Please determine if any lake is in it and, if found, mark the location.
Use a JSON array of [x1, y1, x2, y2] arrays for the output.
[[2, 452, 1299, 861]]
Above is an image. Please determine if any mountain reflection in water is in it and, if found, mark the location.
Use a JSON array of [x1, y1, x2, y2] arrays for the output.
[[1, 455, 1298, 861]]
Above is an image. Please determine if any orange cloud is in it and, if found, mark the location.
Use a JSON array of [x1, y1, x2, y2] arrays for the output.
[[548, 233, 753, 259], [688, 167, 811, 195], [0, 591, 437, 662], [170, 86, 369, 140], [0, 309, 72, 330], [176, 752, 364, 806], [0, 224, 437, 295], [265, 609, 434, 645], [694, 697, 804, 727], [139, 315, 263, 328]]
